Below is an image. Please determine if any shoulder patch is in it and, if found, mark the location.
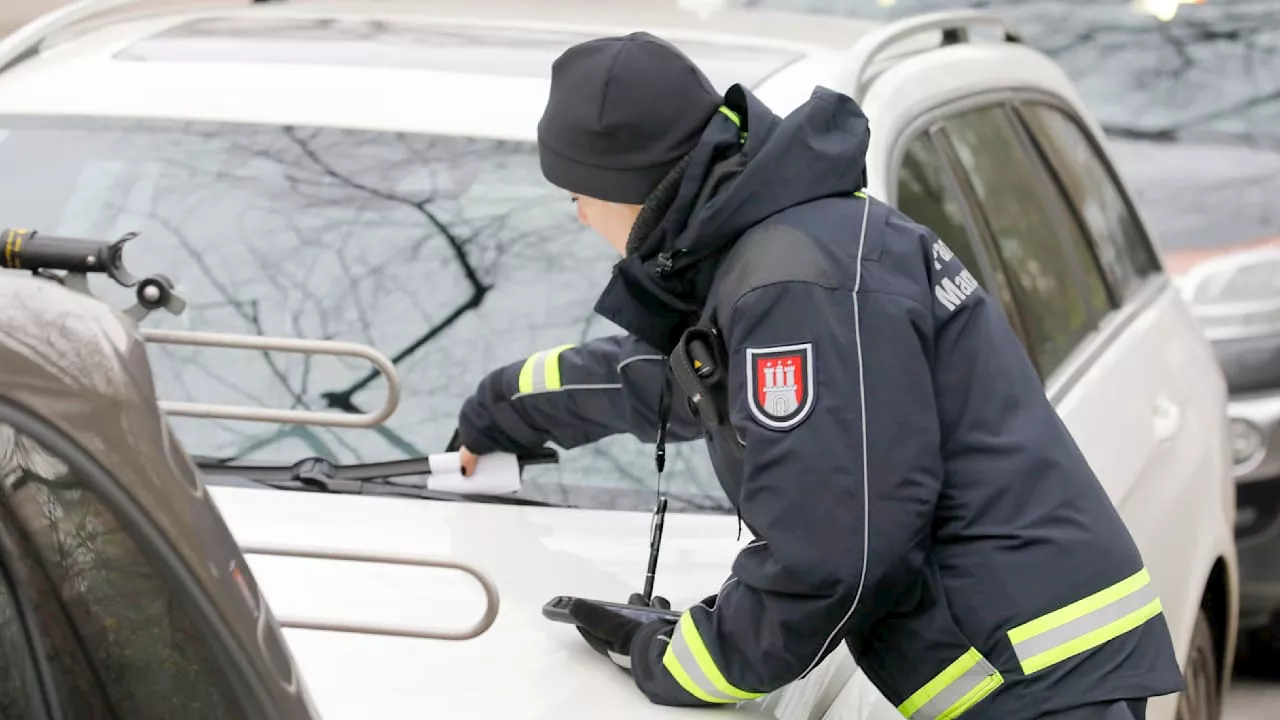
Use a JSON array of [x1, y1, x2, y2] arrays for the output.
[[746, 343, 814, 430]]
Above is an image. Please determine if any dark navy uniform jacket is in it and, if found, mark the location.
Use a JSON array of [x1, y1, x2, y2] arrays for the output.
[[458, 84, 1184, 718]]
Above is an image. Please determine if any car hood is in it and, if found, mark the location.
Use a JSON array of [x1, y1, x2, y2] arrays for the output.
[[205, 485, 876, 720]]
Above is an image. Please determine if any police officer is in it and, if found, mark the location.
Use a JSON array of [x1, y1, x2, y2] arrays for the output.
[[455, 31, 1184, 720]]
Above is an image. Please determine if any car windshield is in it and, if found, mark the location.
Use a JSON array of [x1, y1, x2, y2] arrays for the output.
[[0, 115, 729, 514]]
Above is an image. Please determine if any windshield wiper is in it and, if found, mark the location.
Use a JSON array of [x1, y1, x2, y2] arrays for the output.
[[194, 450, 564, 507]]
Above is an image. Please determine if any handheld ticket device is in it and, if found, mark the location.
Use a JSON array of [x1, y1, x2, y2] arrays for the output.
[[541, 595, 680, 626], [543, 417, 683, 634], [542, 496, 676, 626]]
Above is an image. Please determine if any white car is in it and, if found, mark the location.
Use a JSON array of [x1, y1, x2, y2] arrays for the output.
[[0, 1, 1238, 720]]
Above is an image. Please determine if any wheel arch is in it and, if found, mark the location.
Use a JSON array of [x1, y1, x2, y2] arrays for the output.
[[1200, 555, 1239, 695]]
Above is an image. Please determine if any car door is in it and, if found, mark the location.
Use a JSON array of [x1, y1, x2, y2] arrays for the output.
[[937, 98, 1227, 720], [1008, 101, 1233, 716], [820, 94, 1201, 720], [903, 98, 1209, 720]]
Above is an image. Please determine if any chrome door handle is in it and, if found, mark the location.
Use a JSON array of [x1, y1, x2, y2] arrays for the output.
[[1153, 396, 1183, 444]]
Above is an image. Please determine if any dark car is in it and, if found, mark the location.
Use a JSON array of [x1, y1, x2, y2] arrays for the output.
[[746, 0, 1280, 661], [0, 272, 323, 720]]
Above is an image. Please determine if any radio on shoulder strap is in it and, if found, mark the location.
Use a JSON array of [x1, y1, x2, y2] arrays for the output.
[[669, 323, 745, 457]]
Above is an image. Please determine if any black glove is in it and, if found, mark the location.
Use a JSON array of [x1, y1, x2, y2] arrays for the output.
[[569, 595, 675, 670]]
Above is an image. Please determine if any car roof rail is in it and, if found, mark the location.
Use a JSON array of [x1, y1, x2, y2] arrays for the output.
[[0, 0, 170, 73], [0, 0, 270, 74], [841, 9, 1023, 100]]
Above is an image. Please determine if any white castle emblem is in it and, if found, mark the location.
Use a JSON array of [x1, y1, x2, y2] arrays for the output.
[[761, 358, 799, 417]]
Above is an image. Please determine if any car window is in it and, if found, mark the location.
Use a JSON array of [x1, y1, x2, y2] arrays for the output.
[[0, 115, 726, 514], [0, 420, 247, 719], [1019, 102, 1160, 300], [0, 561, 45, 719], [896, 135, 984, 277], [940, 105, 1112, 378], [895, 132, 1029, 348]]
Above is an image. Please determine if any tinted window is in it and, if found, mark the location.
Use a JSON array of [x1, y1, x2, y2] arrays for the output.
[[942, 105, 1111, 377], [896, 133, 1028, 347], [896, 135, 984, 276], [0, 562, 44, 719], [0, 421, 245, 719], [1021, 103, 1160, 299], [0, 116, 725, 514]]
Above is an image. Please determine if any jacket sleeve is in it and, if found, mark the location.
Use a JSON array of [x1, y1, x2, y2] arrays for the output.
[[630, 279, 943, 706], [456, 334, 703, 455]]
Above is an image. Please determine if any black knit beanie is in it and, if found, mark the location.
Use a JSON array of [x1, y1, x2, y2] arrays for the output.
[[537, 31, 723, 205]]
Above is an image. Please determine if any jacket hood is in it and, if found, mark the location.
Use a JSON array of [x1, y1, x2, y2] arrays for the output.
[[592, 84, 871, 353]]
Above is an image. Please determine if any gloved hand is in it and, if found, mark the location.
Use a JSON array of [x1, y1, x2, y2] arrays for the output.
[[570, 594, 676, 671]]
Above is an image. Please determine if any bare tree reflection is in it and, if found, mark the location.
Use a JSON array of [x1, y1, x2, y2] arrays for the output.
[[0, 117, 732, 512]]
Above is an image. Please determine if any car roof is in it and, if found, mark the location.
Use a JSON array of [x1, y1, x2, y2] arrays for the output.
[[0, 0, 884, 139]]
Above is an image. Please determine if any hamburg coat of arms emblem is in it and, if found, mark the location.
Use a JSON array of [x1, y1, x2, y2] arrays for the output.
[[745, 343, 815, 430]]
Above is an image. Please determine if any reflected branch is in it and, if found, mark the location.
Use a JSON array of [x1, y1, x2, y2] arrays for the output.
[[277, 127, 494, 413]]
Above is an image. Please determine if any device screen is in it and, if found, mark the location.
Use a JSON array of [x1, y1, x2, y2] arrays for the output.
[[608, 603, 682, 624]]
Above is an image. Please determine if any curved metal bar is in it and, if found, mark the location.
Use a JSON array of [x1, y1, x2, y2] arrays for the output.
[[237, 542, 500, 641], [140, 329, 401, 428]]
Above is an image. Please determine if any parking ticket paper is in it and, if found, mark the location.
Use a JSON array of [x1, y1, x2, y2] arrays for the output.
[[426, 451, 522, 495]]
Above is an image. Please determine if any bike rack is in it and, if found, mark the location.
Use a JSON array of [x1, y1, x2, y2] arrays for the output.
[[840, 10, 1023, 100], [237, 541, 501, 641], [140, 328, 401, 428]]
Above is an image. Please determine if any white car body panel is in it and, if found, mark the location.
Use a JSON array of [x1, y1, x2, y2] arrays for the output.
[[207, 483, 895, 719], [0, 2, 1236, 719]]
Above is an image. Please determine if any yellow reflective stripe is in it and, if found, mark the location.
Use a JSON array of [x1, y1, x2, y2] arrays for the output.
[[515, 344, 574, 395], [542, 343, 571, 390], [854, 189, 867, 198], [661, 612, 765, 704], [1008, 568, 1164, 675], [898, 648, 1003, 720], [717, 105, 747, 143]]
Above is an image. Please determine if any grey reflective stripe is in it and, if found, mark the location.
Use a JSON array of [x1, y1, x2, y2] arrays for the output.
[[1011, 577, 1161, 671], [617, 354, 665, 372], [897, 648, 1003, 720], [665, 625, 743, 703], [908, 655, 1001, 720], [526, 351, 553, 392], [511, 383, 621, 400]]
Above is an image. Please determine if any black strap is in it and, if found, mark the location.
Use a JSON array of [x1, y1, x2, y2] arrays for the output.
[[655, 365, 672, 478]]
